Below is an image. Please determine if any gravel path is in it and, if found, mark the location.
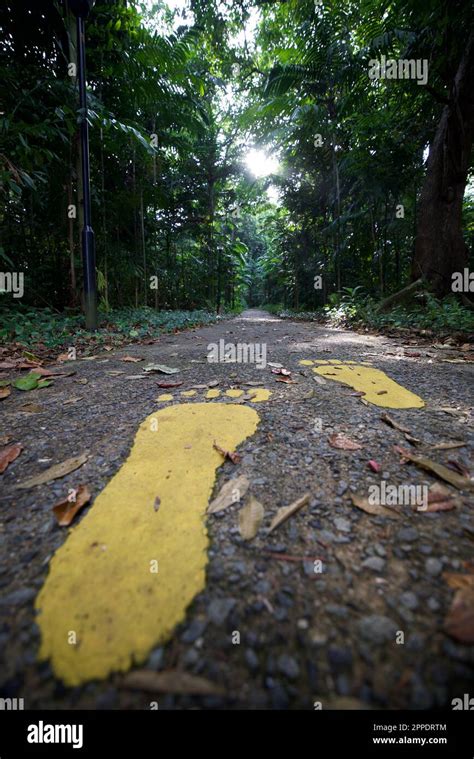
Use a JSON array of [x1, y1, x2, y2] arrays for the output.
[[0, 309, 473, 710]]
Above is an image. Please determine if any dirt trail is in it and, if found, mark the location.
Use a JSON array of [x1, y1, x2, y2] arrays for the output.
[[0, 310, 473, 709]]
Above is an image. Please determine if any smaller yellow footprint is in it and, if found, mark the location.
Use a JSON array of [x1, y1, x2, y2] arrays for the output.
[[299, 360, 424, 409]]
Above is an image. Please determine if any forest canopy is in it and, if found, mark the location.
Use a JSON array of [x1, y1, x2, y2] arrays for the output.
[[1, 0, 473, 325]]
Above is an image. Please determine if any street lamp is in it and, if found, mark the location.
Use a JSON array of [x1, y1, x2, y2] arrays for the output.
[[69, 0, 97, 330]]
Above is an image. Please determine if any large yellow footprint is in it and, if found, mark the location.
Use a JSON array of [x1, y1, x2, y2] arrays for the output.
[[300, 360, 424, 409], [35, 402, 260, 686]]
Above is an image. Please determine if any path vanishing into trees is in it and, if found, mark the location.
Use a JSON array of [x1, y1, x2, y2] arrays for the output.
[[0, 311, 473, 709]]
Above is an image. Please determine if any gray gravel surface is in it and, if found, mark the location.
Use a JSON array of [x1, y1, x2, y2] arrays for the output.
[[0, 309, 473, 709]]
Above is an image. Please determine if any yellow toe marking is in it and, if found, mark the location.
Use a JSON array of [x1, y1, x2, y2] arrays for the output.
[[35, 403, 259, 686], [311, 361, 424, 409], [248, 388, 271, 402], [226, 389, 243, 398], [157, 393, 173, 402], [206, 389, 220, 399], [181, 390, 197, 397]]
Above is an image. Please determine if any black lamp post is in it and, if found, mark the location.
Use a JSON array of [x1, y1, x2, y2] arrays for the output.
[[69, 0, 97, 330]]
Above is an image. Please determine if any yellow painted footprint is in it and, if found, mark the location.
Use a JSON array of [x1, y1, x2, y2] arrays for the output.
[[299, 359, 424, 409], [35, 389, 271, 686]]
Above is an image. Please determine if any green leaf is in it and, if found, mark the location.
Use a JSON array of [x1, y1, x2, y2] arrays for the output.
[[13, 373, 41, 391], [37, 379, 53, 388]]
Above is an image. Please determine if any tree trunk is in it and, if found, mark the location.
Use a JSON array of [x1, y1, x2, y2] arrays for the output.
[[412, 30, 474, 295]]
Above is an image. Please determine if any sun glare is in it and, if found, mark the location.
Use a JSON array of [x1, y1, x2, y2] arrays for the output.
[[245, 149, 279, 178]]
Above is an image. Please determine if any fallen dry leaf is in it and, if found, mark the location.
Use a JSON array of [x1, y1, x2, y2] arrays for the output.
[[275, 377, 297, 384], [420, 483, 458, 513], [208, 474, 249, 514], [144, 364, 179, 374], [444, 585, 474, 644], [239, 496, 264, 540], [52, 485, 91, 526], [19, 403, 43, 413], [120, 356, 143, 363], [15, 452, 88, 489], [380, 413, 411, 434], [213, 441, 241, 464], [157, 380, 183, 389], [268, 492, 310, 534], [0, 443, 23, 474], [443, 573, 474, 592], [368, 460, 381, 473], [0, 387, 11, 400], [395, 447, 474, 492], [63, 396, 83, 405], [432, 441, 466, 450], [271, 367, 291, 376], [328, 433, 363, 451], [350, 493, 399, 519], [121, 670, 224, 695], [447, 459, 470, 477]]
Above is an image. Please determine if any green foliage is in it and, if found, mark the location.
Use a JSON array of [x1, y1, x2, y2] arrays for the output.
[[0, 306, 219, 351]]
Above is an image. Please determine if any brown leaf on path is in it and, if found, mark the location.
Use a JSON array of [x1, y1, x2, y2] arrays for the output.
[[52, 485, 91, 526], [447, 459, 470, 477], [276, 376, 297, 384], [19, 403, 43, 413], [444, 587, 474, 644], [56, 352, 72, 362], [368, 460, 381, 473], [0, 361, 17, 370], [380, 414, 411, 434], [443, 573, 474, 592], [17, 360, 42, 369], [350, 493, 399, 519], [207, 474, 249, 514], [213, 441, 241, 464], [0, 387, 11, 400], [0, 443, 23, 474], [395, 447, 474, 491], [157, 380, 183, 388], [328, 433, 363, 451], [15, 452, 88, 489], [120, 356, 143, 363], [268, 492, 311, 534], [421, 483, 459, 513], [404, 433, 423, 446], [271, 367, 291, 376], [63, 396, 83, 405], [121, 670, 224, 696], [432, 441, 466, 450], [239, 496, 264, 540]]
